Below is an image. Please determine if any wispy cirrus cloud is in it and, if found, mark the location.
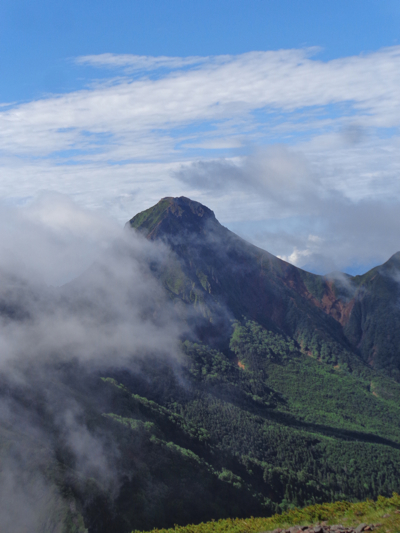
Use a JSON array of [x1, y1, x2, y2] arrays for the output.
[[75, 53, 210, 72], [2, 47, 400, 161]]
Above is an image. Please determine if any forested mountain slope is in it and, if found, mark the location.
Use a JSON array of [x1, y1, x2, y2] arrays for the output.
[[1, 197, 400, 532]]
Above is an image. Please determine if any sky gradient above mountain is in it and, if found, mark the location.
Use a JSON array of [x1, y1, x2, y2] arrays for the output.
[[1, 1, 400, 275]]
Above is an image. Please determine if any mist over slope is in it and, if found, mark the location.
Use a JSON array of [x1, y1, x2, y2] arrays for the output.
[[0, 195, 400, 532], [0, 195, 186, 532]]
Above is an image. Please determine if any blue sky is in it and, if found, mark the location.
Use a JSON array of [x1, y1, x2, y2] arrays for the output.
[[1, 0, 400, 275], [2, 0, 399, 102]]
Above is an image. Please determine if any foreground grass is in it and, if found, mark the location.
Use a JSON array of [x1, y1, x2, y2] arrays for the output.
[[133, 494, 400, 533]]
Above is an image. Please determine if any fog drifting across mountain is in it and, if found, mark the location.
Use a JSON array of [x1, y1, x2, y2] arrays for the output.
[[176, 146, 400, 274], [0, 193, 184, 532], [0, 192, 182, 363], [3, 193, 400, 531]]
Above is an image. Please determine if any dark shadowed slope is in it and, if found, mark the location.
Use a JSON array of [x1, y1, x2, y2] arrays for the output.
[[340, 252, 400, 378]]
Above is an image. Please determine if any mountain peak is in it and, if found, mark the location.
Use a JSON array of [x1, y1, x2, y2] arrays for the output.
[[385, 251, 400, 266], [128, 196, 217, 239], [374, 251, 400, 276]]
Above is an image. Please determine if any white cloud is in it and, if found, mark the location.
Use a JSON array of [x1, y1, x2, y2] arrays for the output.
[[1, 47, 400, 271], [75, 53, 210, 72], [176, 145, 400, 273], [2, 47, 400, 161], [0, 194, 186, 526], [0, 194, 183, 366]]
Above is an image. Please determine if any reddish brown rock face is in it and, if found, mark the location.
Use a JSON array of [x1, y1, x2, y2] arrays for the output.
[[317, 281, 355, 326]]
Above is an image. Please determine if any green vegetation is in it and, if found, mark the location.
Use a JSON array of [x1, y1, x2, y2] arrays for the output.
[[132, 494, 400, 533], [92, 200, 400, 531], [128, 198, 172, 234], [4, 197, 400, 532], [82, 316, 400, 531]]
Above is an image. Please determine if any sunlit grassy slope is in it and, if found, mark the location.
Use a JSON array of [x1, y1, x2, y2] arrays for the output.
[[132, 494, 400, 533]]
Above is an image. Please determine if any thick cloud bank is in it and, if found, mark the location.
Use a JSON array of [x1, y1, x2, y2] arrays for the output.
[[0, 192, 181, 364], [0, 194, 183, 532]]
